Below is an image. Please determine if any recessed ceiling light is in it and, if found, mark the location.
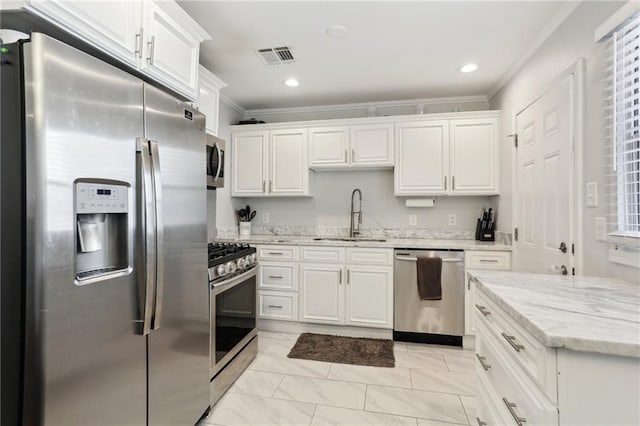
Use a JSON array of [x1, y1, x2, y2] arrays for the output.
[[284, 78, 299, 87], [460, 63, 478, 73], [326, 25, 347, 38]]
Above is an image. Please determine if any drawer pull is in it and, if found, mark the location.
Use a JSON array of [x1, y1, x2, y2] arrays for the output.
[[503, 398, 527, 425], [476, 418, 487, 426], [268, 275, 283, 279], [267, 305, 283, 309], [475, 304, 491, 316], [267, 252, 284, 255], [501, 332, 525, 352], [479, 259, 499, 263], [475, 353, 491, 371]]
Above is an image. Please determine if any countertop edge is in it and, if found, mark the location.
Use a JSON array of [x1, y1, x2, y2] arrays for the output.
[[468, 271, 640, 358]]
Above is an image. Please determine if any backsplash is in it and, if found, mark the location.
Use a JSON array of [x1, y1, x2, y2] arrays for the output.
[[216, 225, 476, 240]]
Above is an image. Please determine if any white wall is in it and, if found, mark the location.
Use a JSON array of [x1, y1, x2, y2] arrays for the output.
[[490, 0, 638, 281]]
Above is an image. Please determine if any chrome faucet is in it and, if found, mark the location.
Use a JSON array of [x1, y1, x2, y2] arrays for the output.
[[350, 189, 362, 238]]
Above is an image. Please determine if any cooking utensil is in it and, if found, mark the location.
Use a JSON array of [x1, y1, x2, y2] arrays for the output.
[[249, 211, 256, 221]]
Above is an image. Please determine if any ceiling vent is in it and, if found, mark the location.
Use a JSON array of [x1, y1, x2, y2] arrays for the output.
[[256, 46, 295, 66]]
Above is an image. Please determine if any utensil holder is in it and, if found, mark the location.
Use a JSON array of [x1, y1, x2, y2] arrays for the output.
[[239, 221, 251, 238]]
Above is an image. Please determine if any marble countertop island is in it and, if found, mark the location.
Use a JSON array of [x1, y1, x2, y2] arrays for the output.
[[216, 235, 512, 251], [468, 270, 640, 358]]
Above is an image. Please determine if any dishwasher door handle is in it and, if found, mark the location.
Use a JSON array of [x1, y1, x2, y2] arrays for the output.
[[395, 256, 463, 263]]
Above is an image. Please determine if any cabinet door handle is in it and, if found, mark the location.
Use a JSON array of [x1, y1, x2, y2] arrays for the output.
[[476, 418, 487, 426], [267, 252, 283, 255], [267, 305, 283, 309], [262, 180, 266, 193], [501, 332, 525, 352], [475, 353, 491, 371], [347, 269, 350, 284], [268, 275, 283, 279], [146, 35, 155, 65], [269, 180, 273, 192], [344, 149, 348, 163], [351, 149, 355, 162], [339, 269, 343, 284], [503, 398, 527, 425], [135, 28, 144, 58], [444, 176, 447, 190], [475, 304, 491, 316], [452, 176, 455, 190]]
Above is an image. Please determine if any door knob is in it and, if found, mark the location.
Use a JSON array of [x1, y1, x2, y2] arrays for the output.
[[559, 242, 567, 253], [550, 265, 569, 275], [561, 265, 568, 275]]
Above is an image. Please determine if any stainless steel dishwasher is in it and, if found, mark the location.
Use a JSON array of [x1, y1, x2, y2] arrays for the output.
[[394, 249, 465, 346]]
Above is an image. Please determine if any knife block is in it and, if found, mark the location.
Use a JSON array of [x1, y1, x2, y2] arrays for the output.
[[475, 218, 495, 241]]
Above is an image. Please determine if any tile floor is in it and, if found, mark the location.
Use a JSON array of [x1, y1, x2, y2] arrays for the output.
[[201, 331, 477, 426]]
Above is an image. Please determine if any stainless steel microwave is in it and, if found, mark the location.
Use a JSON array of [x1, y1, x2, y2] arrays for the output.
[[206, 135, 225, 189]]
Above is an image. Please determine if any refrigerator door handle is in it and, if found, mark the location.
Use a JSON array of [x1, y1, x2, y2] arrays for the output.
[[150, 140, 164, 330], [137, 138, 156, 336]]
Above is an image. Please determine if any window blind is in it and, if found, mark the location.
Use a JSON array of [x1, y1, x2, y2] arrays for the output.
[[613, 13, 640, 234]]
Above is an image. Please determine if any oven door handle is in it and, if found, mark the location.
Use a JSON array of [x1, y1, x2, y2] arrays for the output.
[[212, 266, 257, 296]]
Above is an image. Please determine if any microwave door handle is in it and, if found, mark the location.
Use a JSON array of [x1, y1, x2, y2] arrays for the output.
[[215, 144, 223, 180], [137, 138, 156, 336], [150, 141, 164, 330]]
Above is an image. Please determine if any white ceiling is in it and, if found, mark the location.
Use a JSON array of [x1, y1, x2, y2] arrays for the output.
[[179, 1, 568, 111]]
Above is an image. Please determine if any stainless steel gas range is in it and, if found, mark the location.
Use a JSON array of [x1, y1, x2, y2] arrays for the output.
[[208, 242, 258, 405]]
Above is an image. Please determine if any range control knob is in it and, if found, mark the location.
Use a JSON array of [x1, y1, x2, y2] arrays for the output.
[[237, 258, 246, 269], [226, 261, 237, 274], [245, 254, 254, 265], [216, 264, 227, 277], [249, 254, 257, 264]]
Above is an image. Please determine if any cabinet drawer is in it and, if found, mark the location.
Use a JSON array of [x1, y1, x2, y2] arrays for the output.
[[476, 370, 510, 426], [257, 245, 299, 261], [476, 290, 557, 402], [346, 248, 393, 265], [476, 321, 557, 426], [301, 246, 345, 263], [259, 263, 297, 291], [466, 251, 511, 270], [259, 291, 298, 321]]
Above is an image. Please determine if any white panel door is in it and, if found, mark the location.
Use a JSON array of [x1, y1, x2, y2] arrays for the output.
[[232, 131, 268, 196], [450, 118, 499, 195], [299, 264, 343, 325], [516, 75, 573, 274], [395, 121, 449, 195], [142, 1, 200, 99], [309, 127, 349, 168], [270, 128, 309, 195], [350, 123, 394, 167], [345, 266, 393, 328], [29, 1, 143, 67]]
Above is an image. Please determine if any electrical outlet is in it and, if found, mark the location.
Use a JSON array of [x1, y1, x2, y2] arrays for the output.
[[262, 212, 270, 224], [448, 214, 457, 226], [409, 214, 417, 226], [595, 217, 607, 241]]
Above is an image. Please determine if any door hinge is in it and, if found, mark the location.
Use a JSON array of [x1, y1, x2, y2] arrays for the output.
[[571, 243, 575, 255], [514, 227, 518, 242], [508, 133, 518, 148]]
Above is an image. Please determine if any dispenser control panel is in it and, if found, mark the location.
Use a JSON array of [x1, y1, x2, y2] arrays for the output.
[[76, 182, 128, 214]]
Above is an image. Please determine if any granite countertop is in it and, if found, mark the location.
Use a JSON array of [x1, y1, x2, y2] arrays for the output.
[[468, 270, 640, 358], [216, 235, 512, 251]]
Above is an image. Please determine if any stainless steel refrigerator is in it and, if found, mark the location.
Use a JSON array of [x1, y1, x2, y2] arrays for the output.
[[1, 33, 209, 425]]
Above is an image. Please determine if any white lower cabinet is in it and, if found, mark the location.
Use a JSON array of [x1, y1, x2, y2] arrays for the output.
[[344, 265, 393, 328], [464, 251, 511, 336], [299, 264, 344, 325], [259, 291, 297, 321], [257, 245, 299, 321]]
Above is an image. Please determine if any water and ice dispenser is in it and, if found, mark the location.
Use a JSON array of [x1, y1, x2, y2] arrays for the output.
[[75, 181, 129, 283]]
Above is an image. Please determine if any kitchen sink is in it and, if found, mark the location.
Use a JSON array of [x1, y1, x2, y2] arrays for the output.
[[312, 237, 387, 242]]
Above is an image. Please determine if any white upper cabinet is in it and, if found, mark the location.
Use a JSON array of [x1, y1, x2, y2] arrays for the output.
[[269, 129, 309, 195], [350, 123, 394, 167], [449, 118, 499, 195], [232, 129, 310, 197], [309, 123, 393, 169], [395, 120, 449, 195], [196, 66, 227, 136], [23, 0, 210, 101], [232, 131, 268, 196], [28, 0, 143, 67], [309, 127, 349, 167]]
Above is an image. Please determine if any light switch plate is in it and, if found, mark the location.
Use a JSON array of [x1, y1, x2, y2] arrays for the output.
[[448, 214, 457, 226], [595, 217, 607, 241], [586, 182, 598, 207], [409, 214, 417, 227], [262, 212, 270, 224]]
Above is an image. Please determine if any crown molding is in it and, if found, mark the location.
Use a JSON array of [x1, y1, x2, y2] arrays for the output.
[[486, 0, 582, 100], [241, 95, 488, 117], [219, 94, 247, 115]]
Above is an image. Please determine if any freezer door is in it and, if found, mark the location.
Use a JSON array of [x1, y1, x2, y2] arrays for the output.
[[144, 84, 210, 425], [22, 34, 146, 425]]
